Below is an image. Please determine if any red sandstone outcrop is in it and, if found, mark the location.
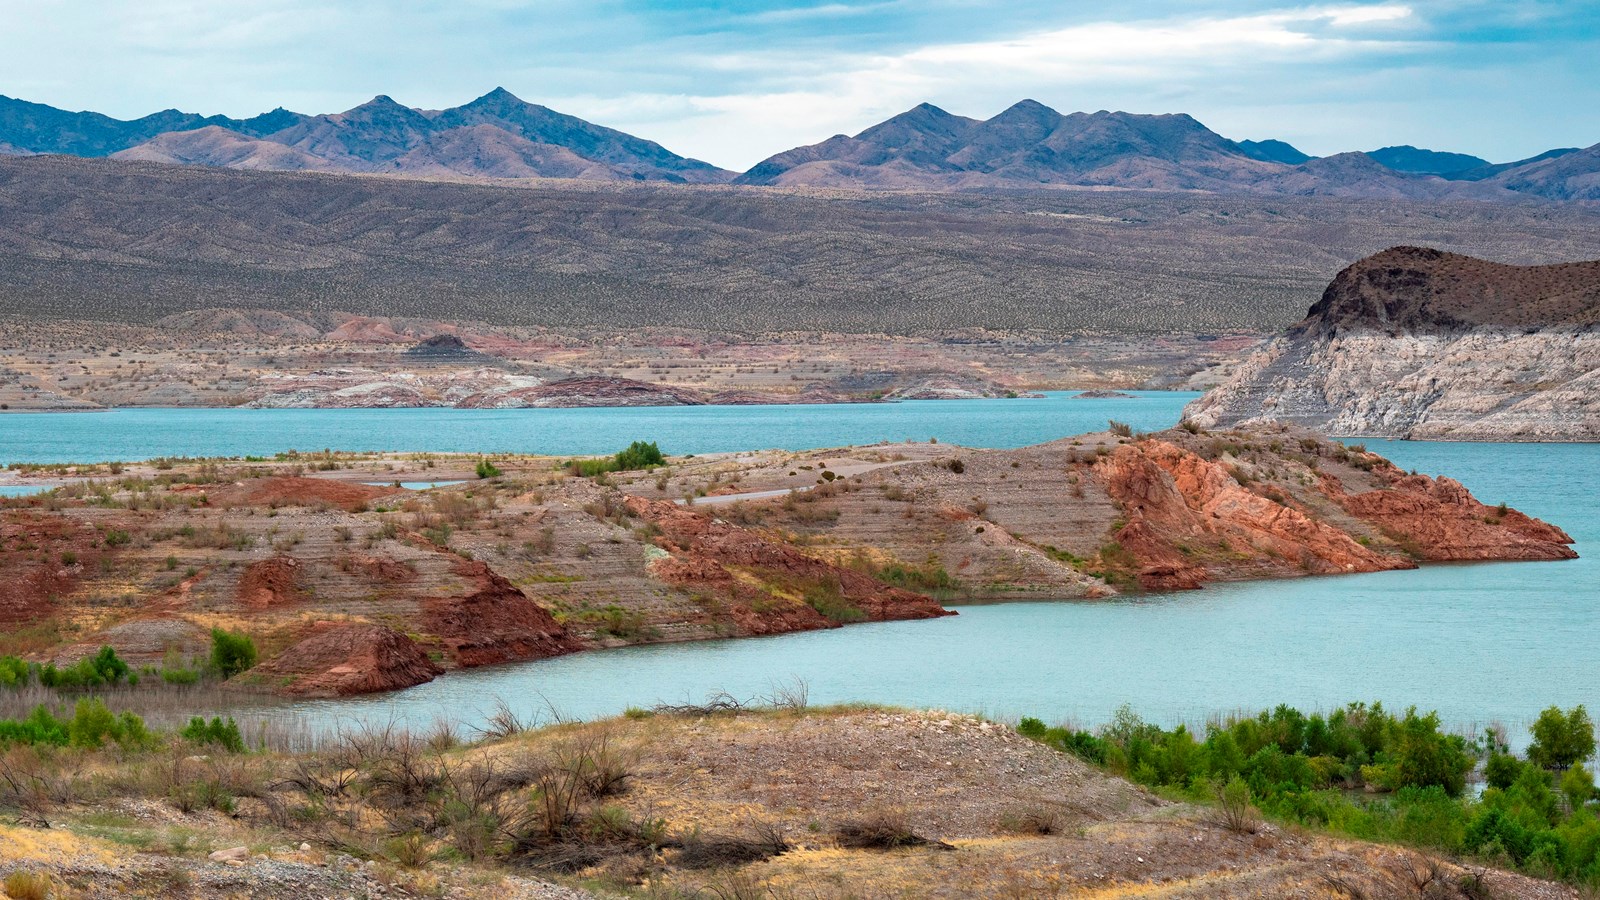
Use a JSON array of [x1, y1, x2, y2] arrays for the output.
[[1089, 435, 1574, 590], [236, 556, 307, 608], [250, 621, 443, 697], [1095, 440, 1406, 590], [1323, 467, 1576, 562], [0, 513, 105, 628], [422, 559, 583, 668]]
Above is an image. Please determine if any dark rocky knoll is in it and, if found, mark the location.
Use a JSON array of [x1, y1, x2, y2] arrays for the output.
[[1364, 145, 1490, 176], [1186, 247, 1600, 440], [5, 155, 1600, 335], [1302, 246, 1600, 334]]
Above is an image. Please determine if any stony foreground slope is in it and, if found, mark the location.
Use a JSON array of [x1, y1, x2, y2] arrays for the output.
[[0, 429, 1570, 698], [1185, 246, 1600, 440], [0, 709, 1575, 899]]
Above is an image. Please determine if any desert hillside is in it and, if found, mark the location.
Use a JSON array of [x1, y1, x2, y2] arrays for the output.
[[0, 707, 1575, 899], [1185, 247, 1600, 440], [6, 157, 1600, 337]]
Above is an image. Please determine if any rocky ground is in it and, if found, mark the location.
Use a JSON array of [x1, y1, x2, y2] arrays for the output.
[[0, 427, 1573, 702], [0, 708, 1577, 899], [0, 315, 1254, 411]]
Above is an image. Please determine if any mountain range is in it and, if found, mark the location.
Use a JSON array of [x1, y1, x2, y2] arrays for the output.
[[1, 91, 1595, 201]]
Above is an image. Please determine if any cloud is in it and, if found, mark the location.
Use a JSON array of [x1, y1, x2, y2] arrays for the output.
[[597, 3, 1427, 167], [0, 0, 1594, 170]]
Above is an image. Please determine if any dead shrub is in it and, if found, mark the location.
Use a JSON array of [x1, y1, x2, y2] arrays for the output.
[[833, 807, 951, 850], [997, 803, 1064, 835], [671, 820, 790, 869], [3, 871, 53, 900]]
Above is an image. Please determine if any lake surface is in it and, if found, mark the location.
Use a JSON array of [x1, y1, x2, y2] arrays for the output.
[[4, 394, 1594, 738], [0, 392, 1191, 464]]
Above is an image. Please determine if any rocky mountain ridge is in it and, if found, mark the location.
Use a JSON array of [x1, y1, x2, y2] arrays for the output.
[[735, 100, 1596, 201], [1185, 246, 1600, 440], [4, 89, 730, 183], [4, 92, 1597, 199]]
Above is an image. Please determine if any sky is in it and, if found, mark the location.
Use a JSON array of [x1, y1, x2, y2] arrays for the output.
[[3, 1, 1597, 170]]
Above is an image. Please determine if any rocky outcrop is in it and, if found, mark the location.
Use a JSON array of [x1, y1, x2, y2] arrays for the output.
[[249, 622, 443, 697], [422, 560, 583, 668], [1185, 247, 1600, 440], [236, 556, 307, 608], [1086, 431, 1573, 590], [1322, 470, 1574, 561], [624, 496, 953, 633], [455, 375, 711, 408]]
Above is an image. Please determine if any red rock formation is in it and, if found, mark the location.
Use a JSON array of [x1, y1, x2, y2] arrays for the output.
[[251, 621, 443, 697], [625, 496, 952, 633], [423, 560, 582, 668], [1323, 467, 1576, 562], [1091, 437, 1575, 590], [1095, 439, 1406, 589], [0, 512, 104, 628], [210, 476, 399, 512], [237, 556, 306, 608]]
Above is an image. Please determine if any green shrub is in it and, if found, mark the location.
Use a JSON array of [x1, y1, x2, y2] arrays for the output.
[[1014, 700, 1600, 886], [0, 655, 28, 687], [474, 458, 502, 479], [34, 646, 133, 689], [1529, 705, 1595, 770], [209, 628, 257, 678], [180, 716, 246, 753], [614, 441, 665, 471]]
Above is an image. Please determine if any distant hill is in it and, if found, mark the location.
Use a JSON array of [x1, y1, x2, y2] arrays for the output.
[[737, 100, 1287, 191], [0, 94, 308, 156], [4, 91, 1598, 199], [1236, 139, 1312, 165], [738, 101, 1596, 201], [4, 155, 1600, 337], [1485, 144, 1600, 202], [1364, 145, 1490, 176]]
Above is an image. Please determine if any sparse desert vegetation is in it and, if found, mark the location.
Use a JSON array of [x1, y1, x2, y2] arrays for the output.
[[0, 698, 1587, 898]]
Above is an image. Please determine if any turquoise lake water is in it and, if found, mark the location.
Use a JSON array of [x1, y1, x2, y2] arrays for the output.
[[0, 392, 1190, 464], [3, 394, 1594, 736]]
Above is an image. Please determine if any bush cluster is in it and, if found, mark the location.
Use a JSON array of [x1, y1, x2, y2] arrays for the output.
[[568, 441, 666, 477], [0, 646, 134, 690], [0, 698, 153, 749], [1020, 702, 1600, 884]]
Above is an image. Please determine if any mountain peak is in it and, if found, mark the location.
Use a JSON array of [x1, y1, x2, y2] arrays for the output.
[[993, 98, 1061, 120], [469, 86, 528, 108]]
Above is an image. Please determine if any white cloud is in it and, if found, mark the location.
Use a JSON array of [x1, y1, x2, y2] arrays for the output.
[[596, 3, 1423, 167]]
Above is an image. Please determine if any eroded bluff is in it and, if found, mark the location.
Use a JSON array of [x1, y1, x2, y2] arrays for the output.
[[1185, 246, 1600, 440]]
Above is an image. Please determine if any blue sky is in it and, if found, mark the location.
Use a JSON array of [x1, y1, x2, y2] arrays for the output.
[[4, 1, 1597, 169]]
